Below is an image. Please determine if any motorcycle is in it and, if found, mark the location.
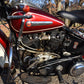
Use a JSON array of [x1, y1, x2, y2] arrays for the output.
[[0, 0, 84, 84]]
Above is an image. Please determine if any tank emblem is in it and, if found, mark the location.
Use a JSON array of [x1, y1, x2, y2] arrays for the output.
[[26, 21, 32, 27]]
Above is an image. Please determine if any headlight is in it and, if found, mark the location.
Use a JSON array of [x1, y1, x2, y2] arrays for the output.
[[0, 44, 8, 68]]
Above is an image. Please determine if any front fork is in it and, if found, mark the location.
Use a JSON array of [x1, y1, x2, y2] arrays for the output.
[[9, 44, 13, 68]]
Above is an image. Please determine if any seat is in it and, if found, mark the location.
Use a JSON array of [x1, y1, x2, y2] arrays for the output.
[[57, 10, 84, 24]]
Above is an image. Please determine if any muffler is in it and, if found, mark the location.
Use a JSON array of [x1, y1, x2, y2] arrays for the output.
[[70, 62, 84, 76]]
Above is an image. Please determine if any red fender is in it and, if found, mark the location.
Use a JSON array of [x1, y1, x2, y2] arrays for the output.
[[0, 29, 13, 68], [0, 29, 9, 56]]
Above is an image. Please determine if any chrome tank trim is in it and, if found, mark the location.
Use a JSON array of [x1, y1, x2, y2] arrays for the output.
[[70, 62, 84, 77], [26, 21, 53, 27]]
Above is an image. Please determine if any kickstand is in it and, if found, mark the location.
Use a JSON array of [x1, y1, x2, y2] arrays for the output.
[[6, 68, 14, 83]]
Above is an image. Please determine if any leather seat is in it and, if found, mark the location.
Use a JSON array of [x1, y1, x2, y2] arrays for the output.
[[57, 10, 84, 24]]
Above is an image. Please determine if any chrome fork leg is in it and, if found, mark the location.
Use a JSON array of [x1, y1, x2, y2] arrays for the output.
[[9, 46, 13, 68]]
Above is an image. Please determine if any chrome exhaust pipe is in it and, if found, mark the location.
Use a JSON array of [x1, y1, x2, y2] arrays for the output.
[[70, 62, 84, 77]]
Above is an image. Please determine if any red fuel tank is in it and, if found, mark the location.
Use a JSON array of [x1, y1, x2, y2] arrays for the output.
[[10, 7, 64, 34]]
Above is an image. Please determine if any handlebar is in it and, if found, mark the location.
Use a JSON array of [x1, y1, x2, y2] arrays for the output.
[[7, 15, 32, 19]]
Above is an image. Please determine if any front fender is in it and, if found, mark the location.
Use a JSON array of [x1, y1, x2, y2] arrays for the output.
[[0, 29, 9, 49], [0, 29, 9, 67]]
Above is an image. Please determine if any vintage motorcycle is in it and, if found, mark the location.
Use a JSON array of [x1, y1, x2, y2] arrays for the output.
[[0, 0, 84, 84]]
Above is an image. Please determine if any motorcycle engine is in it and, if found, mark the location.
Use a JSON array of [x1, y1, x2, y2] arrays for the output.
[[21, 29, 65, 75], [21, 29, 65, 53]]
